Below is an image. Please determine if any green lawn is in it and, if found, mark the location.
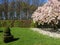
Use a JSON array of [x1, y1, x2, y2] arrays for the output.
[[0, 27, 60, 45]]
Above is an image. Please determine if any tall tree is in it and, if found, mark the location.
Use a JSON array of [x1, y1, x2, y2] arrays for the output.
[[0, 4, 2, 19], [10, 0, 15, 20], [16, 0, 21, 19], [32, 0, 60, 31], [3, 0, 8, 20], [23, 0, 30, 5]]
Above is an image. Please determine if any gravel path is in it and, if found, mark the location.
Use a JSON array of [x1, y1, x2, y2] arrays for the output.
[[31, 28, 60, 38]]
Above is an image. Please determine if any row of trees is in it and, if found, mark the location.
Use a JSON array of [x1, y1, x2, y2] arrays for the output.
[[0, 0, 41, 20]]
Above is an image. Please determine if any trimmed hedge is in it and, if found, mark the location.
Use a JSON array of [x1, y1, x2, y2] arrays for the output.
[[0, 20, 32, 27], [0, 20, 60, 28], [36, 23, 60, 28]]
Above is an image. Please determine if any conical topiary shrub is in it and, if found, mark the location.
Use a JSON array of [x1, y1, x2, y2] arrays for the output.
[[0, 28, 3, 32], [3, 27, 14, 43]]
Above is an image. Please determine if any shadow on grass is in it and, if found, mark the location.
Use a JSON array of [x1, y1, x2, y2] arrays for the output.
[[0, 30, 3, 33], [4, 38, 19, 43]]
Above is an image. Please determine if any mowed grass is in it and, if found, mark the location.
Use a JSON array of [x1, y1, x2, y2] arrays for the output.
[[0, 27, 60, 45]]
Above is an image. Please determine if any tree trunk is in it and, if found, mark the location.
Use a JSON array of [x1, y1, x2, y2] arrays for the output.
[[52, 23, 58, 32], [4, 0, 8, 20]]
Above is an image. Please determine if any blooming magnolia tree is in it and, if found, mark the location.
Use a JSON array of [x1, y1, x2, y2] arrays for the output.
[[32, 0, 60, 30]]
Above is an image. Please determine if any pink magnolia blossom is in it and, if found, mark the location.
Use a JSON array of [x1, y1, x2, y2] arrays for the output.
[[32, 0, 60, 25]]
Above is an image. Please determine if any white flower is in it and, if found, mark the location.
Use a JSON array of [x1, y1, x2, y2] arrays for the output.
[[32, 0, 60, 25]]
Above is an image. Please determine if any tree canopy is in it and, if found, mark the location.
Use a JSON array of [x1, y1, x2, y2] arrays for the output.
[[32, 0, 60, 25]]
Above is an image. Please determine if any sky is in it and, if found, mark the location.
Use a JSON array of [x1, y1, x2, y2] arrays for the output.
[[40, 0, 48, 4], [0, 0, 2, 4], [0, 0, 48, 4]]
